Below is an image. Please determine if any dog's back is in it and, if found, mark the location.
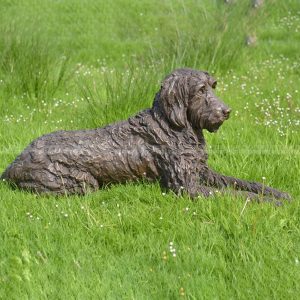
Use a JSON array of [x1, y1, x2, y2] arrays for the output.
[[1, 112, 161, 194]]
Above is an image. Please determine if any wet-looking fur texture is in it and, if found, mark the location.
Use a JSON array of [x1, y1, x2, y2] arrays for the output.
[[1, 68, 290, 202]]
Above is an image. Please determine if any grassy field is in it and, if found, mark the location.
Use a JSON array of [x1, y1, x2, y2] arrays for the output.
[[0, 0, 300, 298]]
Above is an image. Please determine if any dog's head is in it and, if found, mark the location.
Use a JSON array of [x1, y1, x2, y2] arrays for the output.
[[158, 68, 231, 132]]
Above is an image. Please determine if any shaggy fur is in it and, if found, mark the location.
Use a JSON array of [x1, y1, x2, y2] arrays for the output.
[[1, 68, 290, 201]]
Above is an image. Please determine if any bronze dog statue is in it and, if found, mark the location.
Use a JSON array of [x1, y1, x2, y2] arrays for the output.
[[1, 68, 290, 201]]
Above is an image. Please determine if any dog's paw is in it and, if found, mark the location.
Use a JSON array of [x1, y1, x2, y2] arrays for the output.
[[277, 191, 292, 201]]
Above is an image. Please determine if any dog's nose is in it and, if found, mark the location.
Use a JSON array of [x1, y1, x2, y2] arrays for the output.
[[222, 108, 231, 119]]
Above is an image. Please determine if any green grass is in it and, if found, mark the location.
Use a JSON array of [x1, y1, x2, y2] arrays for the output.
[[0, 0, 300, 298]]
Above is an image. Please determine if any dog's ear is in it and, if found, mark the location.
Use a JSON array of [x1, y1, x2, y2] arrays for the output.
[[160, 75, 190, 128]]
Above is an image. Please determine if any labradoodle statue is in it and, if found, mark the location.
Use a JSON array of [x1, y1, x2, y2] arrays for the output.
[[1, 68, 290, 202]]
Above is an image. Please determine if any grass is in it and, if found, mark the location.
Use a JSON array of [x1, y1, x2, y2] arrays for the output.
[[0, 0, 300, 298]]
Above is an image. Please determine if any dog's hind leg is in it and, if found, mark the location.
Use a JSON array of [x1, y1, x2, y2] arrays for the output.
[[15, 167, 99, 196]]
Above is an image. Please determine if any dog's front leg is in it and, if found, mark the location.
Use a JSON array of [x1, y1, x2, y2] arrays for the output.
[[157, 150, 216, 198], [200, 168, 291, 200], [158, 162, 279, 203]]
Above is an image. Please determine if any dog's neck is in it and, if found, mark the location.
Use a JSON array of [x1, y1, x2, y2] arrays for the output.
[[192, 128, 205, 144]]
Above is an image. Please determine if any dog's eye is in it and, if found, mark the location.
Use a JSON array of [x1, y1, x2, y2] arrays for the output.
[[199, 85, 206, 94]]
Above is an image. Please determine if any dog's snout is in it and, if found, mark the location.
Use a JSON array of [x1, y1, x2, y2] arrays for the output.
[[222, 108, 231, 119]]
